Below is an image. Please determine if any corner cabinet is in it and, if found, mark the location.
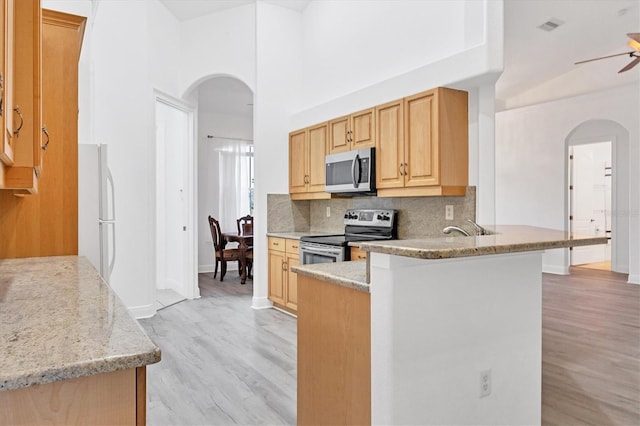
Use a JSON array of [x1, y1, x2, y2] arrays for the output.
[[0, 0, 42, 194], [268, 237, 299, 314], [328, 108, 375, 154], [376, 87, 468, 197], [289, 123, 330, 200]]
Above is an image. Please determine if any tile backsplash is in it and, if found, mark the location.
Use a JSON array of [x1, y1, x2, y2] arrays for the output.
[[268, 187, 476, 238]]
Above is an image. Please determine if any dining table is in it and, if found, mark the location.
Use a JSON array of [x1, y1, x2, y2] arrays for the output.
[[222, 231, 253, 284]]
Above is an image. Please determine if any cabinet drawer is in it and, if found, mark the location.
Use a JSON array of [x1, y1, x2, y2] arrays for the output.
[[268, 237, 285, 251], [350, 246, 368, 261], [286, 239, 300, 254]]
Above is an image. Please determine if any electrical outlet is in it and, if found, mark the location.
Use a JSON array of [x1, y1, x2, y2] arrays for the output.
[[480, 369, 491, 398], [326, 206, 331, 218], [445, 205, 454, 221]]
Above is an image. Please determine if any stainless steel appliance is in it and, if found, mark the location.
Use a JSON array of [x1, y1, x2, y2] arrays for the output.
[[78, 144, 116, 284], [300, 208, 397, 265], [325, 147, 375, 195]]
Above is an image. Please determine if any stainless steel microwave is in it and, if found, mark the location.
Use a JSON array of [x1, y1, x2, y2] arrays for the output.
[[325, 147, 376, 195]]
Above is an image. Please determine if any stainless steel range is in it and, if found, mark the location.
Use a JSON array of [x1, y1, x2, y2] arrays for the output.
[[299, 209, 398, 265]]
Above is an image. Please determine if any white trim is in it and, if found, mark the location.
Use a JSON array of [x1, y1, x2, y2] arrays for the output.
[[199, 264, 215, 273], [129, 303, 156, 319], [153, 90, 200, 302], [251, 296, 273, 310], [628, 274, 640, 285], [543, 264, 569, 275]]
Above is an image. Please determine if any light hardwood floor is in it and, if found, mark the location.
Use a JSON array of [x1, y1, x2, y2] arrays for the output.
[[140, 269, 639, 425]]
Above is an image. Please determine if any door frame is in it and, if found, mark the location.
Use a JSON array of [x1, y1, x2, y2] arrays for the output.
[[564, 119, 630, 275], [153, 90, 199, 303]]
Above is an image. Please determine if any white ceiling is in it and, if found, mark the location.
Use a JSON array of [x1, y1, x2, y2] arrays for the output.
[[161, 0, 640, 116]]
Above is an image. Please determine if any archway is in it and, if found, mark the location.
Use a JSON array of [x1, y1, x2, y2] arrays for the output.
[[565, 119, 630, 275]]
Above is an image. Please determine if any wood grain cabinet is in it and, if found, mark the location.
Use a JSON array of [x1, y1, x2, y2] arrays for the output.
[[268, 237, 299, 313], [289, 122, 330, 200], [376, 87, 468, 197], [0, 9, 83, 258], [350, 246, 367, 261], [0, 0, 42, 193], [328, 108, 375, 154]]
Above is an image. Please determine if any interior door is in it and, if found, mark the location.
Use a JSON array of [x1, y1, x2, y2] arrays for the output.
[[570, 143, 611, 266]]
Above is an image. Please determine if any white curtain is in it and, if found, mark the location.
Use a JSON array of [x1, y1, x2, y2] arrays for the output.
[[216, 139, 252, 233]]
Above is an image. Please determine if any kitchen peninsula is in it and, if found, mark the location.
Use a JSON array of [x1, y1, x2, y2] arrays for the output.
[[293, 226, 607, 426], [0, 256, 161, 425]]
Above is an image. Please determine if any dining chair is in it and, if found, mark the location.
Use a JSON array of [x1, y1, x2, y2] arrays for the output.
[[208, 216, 242, 281], [236, 215, 254, 236]]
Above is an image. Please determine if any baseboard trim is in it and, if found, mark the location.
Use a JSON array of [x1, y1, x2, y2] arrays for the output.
[[252, 296, 273, 310], [543, 264, 569, 275], [129, 303, 156, 319], [628, 274, 640, 285], [199, 264, 214, 274]]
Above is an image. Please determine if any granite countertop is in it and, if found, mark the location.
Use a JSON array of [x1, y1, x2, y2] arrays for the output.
[[266, 231, 338, 240], [359, 225, 608, 259], [0, 256, 161, 391], [291, 260, 369, 292], [291, 225, 608, 292]]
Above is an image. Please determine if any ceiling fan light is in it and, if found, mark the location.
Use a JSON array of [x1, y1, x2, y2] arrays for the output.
[[628, 38, 640, 51]]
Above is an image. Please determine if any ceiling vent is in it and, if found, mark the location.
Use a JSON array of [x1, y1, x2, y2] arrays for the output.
[[537, 18, 564, 32]]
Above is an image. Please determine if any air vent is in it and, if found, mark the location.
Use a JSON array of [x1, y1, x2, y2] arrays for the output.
[[537, 18, 564, 32]]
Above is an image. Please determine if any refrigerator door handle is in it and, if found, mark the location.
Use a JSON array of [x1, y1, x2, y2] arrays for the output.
[[106, 168, 116, 277]]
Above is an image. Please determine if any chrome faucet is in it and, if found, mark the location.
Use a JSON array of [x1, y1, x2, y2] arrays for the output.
[[466, 219, 487, 236], [443, 226, 471, 237]]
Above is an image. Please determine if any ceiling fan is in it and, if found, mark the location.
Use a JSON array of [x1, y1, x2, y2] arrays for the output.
[[575, 33, 640, 73]]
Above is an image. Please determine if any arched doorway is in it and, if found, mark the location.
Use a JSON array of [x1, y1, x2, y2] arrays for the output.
[[565, 119, 630, 274], [188, 76, 254, 279]]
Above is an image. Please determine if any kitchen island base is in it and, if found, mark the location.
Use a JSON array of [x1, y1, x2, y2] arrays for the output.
[[371, 251, 542, 425], [0, 367, 146, 425]]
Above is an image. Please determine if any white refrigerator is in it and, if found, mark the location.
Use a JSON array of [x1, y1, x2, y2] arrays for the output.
[[78, 144, 116, 284]]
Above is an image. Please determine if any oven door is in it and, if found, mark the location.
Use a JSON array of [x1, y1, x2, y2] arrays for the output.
[[300, 242, 346, 265]]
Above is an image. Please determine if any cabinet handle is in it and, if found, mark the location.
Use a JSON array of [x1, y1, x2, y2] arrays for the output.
[[13, 106, 24, 137], [273, 242, 279, 246], [41, 127, 50, 151], [0, 72, 3, 117], [282, 262, 287, 271], [399, 163, 404, 176], [404, 162, 408, 175]]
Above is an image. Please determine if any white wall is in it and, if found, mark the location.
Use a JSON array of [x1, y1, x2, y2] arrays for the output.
[[252, 2, 304, 308], [495, 84, 640, 282], [179, 4, 256, 96], [197, 112, 253, 272]]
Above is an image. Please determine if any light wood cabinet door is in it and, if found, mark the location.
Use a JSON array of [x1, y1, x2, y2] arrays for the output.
[[350, 246, 367, 261], [268, 248, 285, 306], [350, 108, 375, 149], [328, 115, 349, 154], [288, 129, 307, 194], [375, 99, 404, 189], [404, 90, 439, 187], [0, 0, 13, 166], [307, 123, 327, 193], [285, 252, 298, 311]]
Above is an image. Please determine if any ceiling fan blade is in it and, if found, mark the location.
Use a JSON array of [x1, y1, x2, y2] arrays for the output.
[[628, 38, 640, 51], [628, 33, 640, 43], [575, 51, 633, 65], [618, 56, 640, 73]]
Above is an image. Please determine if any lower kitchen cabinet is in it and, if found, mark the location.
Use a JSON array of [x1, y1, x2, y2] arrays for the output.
[[268, 237, 299, 314], [350, 246, 367, 261], [0, 367, 147, 426]]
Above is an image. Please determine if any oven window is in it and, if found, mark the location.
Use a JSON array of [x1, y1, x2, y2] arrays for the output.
[[302, 251, 338, 265]]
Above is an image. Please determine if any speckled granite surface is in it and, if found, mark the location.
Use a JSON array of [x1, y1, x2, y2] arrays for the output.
[[291, 260, 369, 292], [359, 225, 608, 259], [266, 231, 336, 240], [0, 256, 161, 391]]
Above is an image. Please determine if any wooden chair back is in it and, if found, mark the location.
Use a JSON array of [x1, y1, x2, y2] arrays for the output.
[[236, 215, 254, 235], [208, 216, 224, 253]]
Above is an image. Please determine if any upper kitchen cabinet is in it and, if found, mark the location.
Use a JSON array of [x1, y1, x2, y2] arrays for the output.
[[328, 108, 375, 154], [376, 87, 468, 197], [289, 122, 331, 200], [0, 0, 42, 194]]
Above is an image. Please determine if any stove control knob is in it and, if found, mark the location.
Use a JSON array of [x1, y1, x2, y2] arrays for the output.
[[383, 215, 391, 221], [377, 214, 382, 220], [344, 213, 349, 219]]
